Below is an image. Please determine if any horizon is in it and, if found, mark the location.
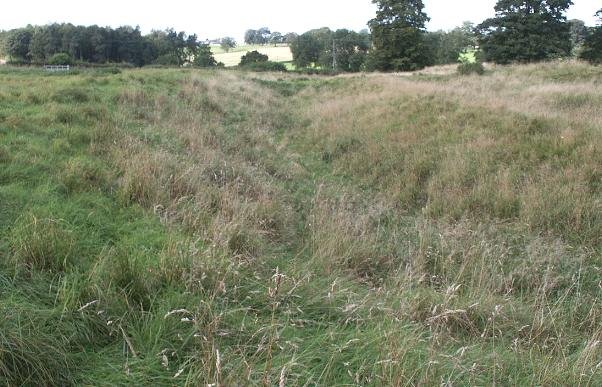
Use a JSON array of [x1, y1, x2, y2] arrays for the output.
[[1, 0, 599, 43]]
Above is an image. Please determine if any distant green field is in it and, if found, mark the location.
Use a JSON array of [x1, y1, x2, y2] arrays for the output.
[[213, 44, 293, 67]]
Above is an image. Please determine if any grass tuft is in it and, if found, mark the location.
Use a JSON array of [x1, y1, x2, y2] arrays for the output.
[[52, 87, 91, 104], [60, 157, 109, 194], [10, 213, 75, 273]]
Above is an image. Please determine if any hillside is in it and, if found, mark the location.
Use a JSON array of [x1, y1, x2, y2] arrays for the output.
[[0, 62, 600, 385]]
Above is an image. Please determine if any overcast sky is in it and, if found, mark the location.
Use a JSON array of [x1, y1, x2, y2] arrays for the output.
[[1, 0, 599, 41]]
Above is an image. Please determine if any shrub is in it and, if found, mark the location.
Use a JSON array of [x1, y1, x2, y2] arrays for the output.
[[48, 53, 73, 66], [239, 50, 268, 66], [7, 58, 28, 66], [74, 61, 133, 69], [154, 53, 180, 66], [579, 28, 602, 64], [92, 66, 121, 75], [294, 67, 340, 76], [242, 61, 287, 72], [457, 62, 485, 75]]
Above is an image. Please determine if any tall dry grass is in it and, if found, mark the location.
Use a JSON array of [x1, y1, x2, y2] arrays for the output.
[[2, 63, 600, 385], [295, 61, 602, 245]]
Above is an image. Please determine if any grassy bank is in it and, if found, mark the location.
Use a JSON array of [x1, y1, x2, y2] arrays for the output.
[[0, 62, 600, 385]]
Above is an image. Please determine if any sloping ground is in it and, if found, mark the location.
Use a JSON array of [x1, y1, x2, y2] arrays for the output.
[[0, 62, 600, 385]]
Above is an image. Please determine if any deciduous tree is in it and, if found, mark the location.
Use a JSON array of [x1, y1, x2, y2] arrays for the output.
[[220, 37, 236, 52], [477, 0, 573, 64], [257, 27, 271, 45], [580, 9, 602, 63], [239, 50, 268, 66], [193, 44, 217, 67], [244, 29, 258, 45], [290, 29, 326, 68], [5, 28, 32, 61], [270, 32, 284, 45], [367, 0, 431, 71]]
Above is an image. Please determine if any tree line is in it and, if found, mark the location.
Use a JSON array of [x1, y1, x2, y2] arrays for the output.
[[1, 1, 600, 71], [363, 0, 601, 72], [288, 0, 600, 72], [244, 28, 298, 46], [0, 24, 217, 67], [288, 24, 479, 72], [290, 28, 371, 72]]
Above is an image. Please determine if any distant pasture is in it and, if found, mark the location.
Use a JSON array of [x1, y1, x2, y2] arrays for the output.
[[213, 45, 293, 67]]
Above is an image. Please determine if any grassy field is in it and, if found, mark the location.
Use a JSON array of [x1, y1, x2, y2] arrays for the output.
[[0, 61, 601, 385], [212, 44, 293, 67]]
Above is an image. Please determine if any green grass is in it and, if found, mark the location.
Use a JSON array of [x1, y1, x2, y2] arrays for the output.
[[0, 62, 601, 385]]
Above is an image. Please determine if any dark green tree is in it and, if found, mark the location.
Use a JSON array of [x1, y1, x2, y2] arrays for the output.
[[239, 50, 268, 66], [48, 52, 73, 65], [1, 23, 223, 67], [88, 25, 109, 63], [193, 44, 216, 67], [113, 26, 144, 65], [291, 28, 370, 71], [148, 30, 178, 65], [367, 0, 431, 71], [580, 9, 602, 63], [477, 0, 573, 64], [165, 29, 187, 65], [319, 29, 371, 72], [244, 29, 258, 45], [29, 26, 50, 63], [5, 28, 32, 61], [290, 31, 324, 68]]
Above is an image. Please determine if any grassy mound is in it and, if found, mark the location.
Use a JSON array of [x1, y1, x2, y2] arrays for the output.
[[0, 62, 600, 385]]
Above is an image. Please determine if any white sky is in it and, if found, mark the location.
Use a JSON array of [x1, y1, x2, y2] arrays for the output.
[[0, 1, 599, 41]]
